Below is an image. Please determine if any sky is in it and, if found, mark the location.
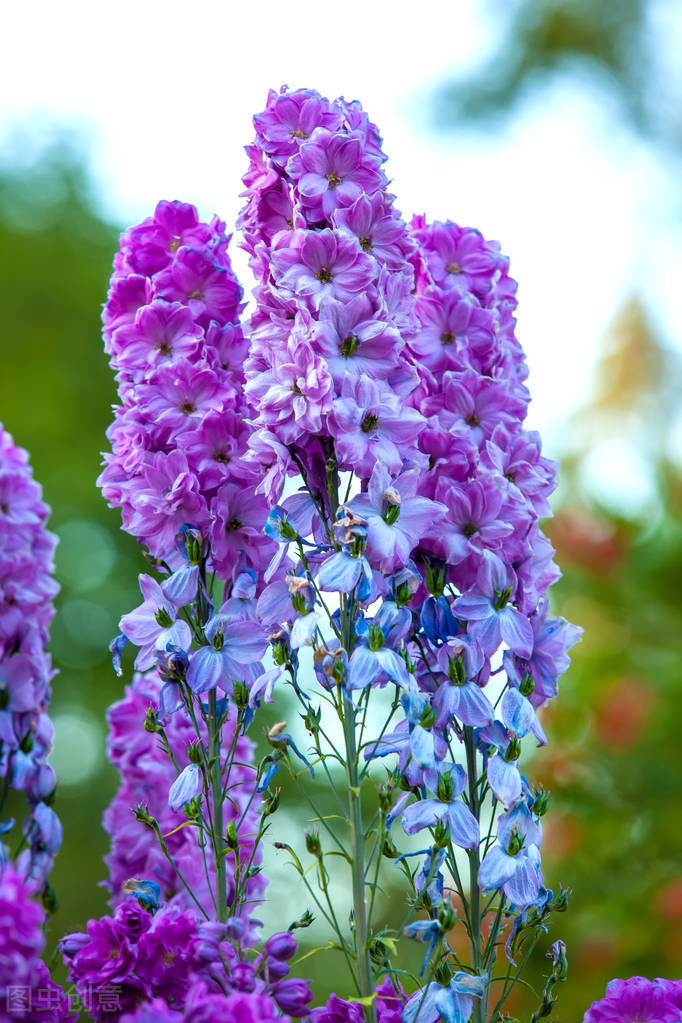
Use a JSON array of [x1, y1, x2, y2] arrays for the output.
[[1, 0, 680, 512]]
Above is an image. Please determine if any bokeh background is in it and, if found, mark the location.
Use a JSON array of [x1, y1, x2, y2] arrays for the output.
[[1, 1, 681, 1017]]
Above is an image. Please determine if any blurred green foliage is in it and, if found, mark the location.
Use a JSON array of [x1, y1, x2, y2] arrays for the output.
[[0, 137, 142, 968], [437, 0, 682, 154]]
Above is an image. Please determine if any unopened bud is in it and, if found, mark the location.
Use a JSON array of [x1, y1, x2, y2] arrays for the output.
[[437, 903, 457, 932], [436, 772, 454, 804], [519, 672, 535, 698], [305, 830, 322, 858], [551, 887, 571, 913], [425, 560, 445, 599], [533, 787, 550, 816], [382, 837, 399, 859], [433, 960, 454, 986], [225, 820, 239, 851], [433, 818, 451, 850], [503, 738, 522, 762], [134, 805, 157, 830], [507, 827, 524, 856], [144, 707, 162, 734], [233, 680, 249, 710], [395, 580, 412, 608], [447, 655, 466, 687], [187, 742, 202, 765], [288, 909, 315, 931], [420, 705, 436, 730], [263, 789, 280, 817]]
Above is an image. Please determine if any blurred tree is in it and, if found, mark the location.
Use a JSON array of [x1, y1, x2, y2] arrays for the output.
[[437, 0, 682, 155], [0, 135, 141, 972]]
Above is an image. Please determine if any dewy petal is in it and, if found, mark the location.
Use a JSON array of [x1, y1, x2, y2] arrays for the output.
[[499, 606, 534, 659], [161, 564, 199, 606], [186, 646, 224, 694], [503, 851, 542, 909], [401, 798, 444, 835], [317, 550, 362, 592], [455, 683, 494, 727], [168, 763, 201, 811], [347, 645, 382, 690], [447, 800, 480, 850], [486, 755, 522, 807], [478, 843, 517, 891]]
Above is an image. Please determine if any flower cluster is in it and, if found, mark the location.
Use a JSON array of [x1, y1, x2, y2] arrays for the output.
[[98, 200, 270, 581], [0, 424, 61, 887], [0, 863, 73, 1021], [239, 86, 423, 500], [103, 670, 264, 922], [61, 898, 312, 1023], [79, 86, 585, 1023], [584, 976, 682, 1022]]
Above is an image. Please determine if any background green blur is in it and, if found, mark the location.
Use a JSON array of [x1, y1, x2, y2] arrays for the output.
[[1, 3, 681, 1018]]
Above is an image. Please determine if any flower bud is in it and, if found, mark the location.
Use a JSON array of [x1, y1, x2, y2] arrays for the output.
[[288, 909, 315, 930], [503, 737, 522, 762], [263, 788, 280, 817], [424, 559, 445, 599], [436, 772, 454, 804], [420, 705, 437, 730], [437, 902, 457, 932], [188, 742, 203, 765], [433, 818, 451, 850], [519, 672, 535, 698], [233, 680, 249, 710], [533, 787, 550, 816], [382, 836, 399, 859], [433, 960, 454, 986], [134, 805, 157, 830], [447, 655, 466, 686], [225, 820, 239, 850], [507, 827, 525, 856], [305, 830, 322, 858], [550, 887, 571, 913], [265, 931, 298, 961], [144, 707, 162, 734]]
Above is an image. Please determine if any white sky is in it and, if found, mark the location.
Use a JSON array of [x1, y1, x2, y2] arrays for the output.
[[2, 0, 680, 504]]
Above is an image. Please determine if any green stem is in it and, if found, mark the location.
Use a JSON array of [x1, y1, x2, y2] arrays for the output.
[[208, 689, 227, 923], [464, 726, 484, 1023], [342, 692, 377, 1023]]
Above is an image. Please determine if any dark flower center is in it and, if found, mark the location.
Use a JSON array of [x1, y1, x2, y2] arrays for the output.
[[316, 267, 333, 284], [179, 402, 196, 415], [226, 517, 243, 532], [359, 236, 372, 252], [291, 128, 308, 139], [326, 172, 342, 189], [440, 331, 456, 345], [0, 503, 7, 514], [169, 238, 181, 252], [462, 522, 478, 538], [339, 334, 358, 358], [466, 414, 480, 427], [188, 289, 203, 300], [156, 342, 172, 355], [214, 450, 230, 463], [361, 412, 379, 433], [446, 261, 463, 275]]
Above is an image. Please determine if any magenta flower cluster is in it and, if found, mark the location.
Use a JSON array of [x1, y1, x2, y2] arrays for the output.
[[99, 200, 270, 580], [584, 976, 682, 1022], [103, 671, 264, 921], [62, 898, 312, 1022], [0, 864, 73, 1021], [0, 424, 61, 887]]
